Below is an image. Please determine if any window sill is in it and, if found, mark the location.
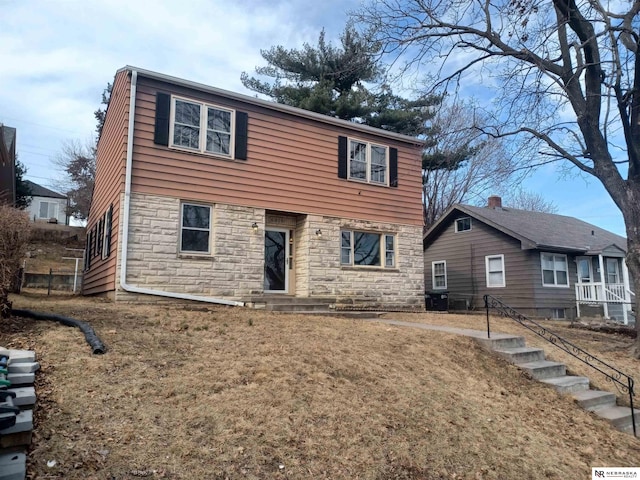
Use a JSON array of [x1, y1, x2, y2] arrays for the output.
[[178, 253, 215, 261], [340, 266, 399, 273], [344, 178, 390, 188], [541, 284, 570, 288], [168, 145, 236, 162]]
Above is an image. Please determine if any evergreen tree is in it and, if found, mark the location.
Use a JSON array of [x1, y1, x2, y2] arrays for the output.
[[14, 159, 31, 209], [241, 25, 439, 136]]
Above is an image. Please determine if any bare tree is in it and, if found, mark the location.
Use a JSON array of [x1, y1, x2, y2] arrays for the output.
[[358, 0, 640, 356], [503, 189, 559, 213], [53, 139, 96, 221], [422, 102, 522, 228]]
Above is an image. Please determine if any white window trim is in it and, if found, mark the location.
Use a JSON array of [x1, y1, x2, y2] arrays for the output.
[[169, 95, 235, 159], [179, 202, 213, 255], [340, 229, 396, 268], [347, 137, 389, 186], [455, 217, 472, 232], [432, 260, 447, 290], [485, 254, 506, 288], [541, 252, 570, 288]]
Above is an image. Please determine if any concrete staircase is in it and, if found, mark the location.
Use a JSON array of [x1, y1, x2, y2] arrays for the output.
[[477, 335, 639, 436]]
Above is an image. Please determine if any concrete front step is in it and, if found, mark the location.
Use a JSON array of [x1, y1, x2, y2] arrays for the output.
[[476, 335, 526, 350], [281, 310, 385, 319], [540, 375, 590, 393], [518, 360, 566, 380], [572, 389, 617, 411], [595, 406, 640, 433], [494, 346, 545, 364], [265, 303, 333, 312]]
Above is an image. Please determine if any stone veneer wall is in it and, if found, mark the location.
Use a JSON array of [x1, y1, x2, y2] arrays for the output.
[[307, 215, 424, 310], [114, 193, 424, 308], [294, 215, 310, 296], [115, 192, 264, 301]]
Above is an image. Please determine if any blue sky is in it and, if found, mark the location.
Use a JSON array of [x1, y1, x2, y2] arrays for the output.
[[0, 0, 627, 236]]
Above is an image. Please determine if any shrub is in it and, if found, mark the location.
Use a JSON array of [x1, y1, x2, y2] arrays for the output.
[[0, 205, 30, 317]]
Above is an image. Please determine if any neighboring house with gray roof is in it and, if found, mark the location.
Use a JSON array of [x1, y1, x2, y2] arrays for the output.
[[24, 180, 69, 225], [423, 196, 635, 324], [0, 124, 16, 205]]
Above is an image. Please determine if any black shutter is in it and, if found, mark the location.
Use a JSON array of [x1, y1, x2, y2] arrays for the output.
[[97, 218, 104, 255], [105, 204, 113, 258], [235, 111, 248, 160], [338, 136, 348, 179], [389, 147, 398, 187], [86, 231, 93, 269], [154, 92, 171, 146]]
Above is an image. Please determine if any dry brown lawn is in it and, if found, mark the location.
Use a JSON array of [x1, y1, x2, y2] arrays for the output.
[[2, 294, 639, 480]]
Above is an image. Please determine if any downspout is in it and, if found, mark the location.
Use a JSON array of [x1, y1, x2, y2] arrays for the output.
[[119, 69, 244, 307]]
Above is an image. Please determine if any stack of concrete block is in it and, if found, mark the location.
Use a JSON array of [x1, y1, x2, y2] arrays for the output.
[[0, 347, 38, 480]]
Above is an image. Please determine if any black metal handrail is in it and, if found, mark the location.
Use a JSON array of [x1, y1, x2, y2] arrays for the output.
[[484, 294, 636, 437]]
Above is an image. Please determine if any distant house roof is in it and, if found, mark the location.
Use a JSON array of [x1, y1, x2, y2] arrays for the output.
[[24, 180, 67, 200], [424, 203, 627, 254]]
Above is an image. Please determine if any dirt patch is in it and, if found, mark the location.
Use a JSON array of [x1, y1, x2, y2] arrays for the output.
[[569, 322, 637, 338], [2, 296, 639, 479]]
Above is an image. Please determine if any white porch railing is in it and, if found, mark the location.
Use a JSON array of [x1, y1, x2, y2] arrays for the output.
[[575, 282, 635, 325], [575, 283, 627, 303]]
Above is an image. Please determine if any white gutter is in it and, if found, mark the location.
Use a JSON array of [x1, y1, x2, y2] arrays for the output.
[[119, 69, 244, 307]]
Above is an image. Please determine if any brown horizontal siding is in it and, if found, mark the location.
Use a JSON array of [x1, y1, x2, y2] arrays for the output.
[[84, 71, 129, 295], [529, 250, 578, 309], [130, 78, 423, 226], [424, 217, 535, 311]]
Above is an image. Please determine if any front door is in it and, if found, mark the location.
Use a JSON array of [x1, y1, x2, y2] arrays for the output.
[[264, 228, 289, 293], [577, 257, 593, 283]]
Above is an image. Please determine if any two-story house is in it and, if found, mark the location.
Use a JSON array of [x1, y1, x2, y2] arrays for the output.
[[83, 67, 425, 310]]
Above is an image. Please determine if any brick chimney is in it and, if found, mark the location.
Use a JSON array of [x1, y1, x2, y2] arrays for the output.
[[488, 195, 502, 209]]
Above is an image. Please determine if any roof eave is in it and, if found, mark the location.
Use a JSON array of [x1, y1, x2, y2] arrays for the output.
[[119, 66, 425, 146]]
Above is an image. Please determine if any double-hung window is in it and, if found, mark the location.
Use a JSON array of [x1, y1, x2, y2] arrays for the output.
[[341, 230, 395, 268], [38, 201, 58, 220], [432, 261, 447, 289], [485, 254, 506, 288], [348, 139, 388, 185], [180, 203, 212, 254], [541, 253, 569, 287], [171, 97, 234, 157]]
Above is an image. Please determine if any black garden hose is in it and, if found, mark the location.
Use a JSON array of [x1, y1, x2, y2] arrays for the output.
[[11, 309, 106, 354]]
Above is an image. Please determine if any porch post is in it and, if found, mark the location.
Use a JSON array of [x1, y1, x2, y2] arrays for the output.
[[598, 254, 609, 319], [622, 259, 631, 325]]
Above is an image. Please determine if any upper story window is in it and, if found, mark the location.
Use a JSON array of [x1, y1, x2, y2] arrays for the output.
[[455, 217, 472, 232], [541, 253, 569, 287], [180, 203, 212, 254], [171, 97, 234, 157], [341, 230, 396, 268], [348, 139, 388, 185]]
